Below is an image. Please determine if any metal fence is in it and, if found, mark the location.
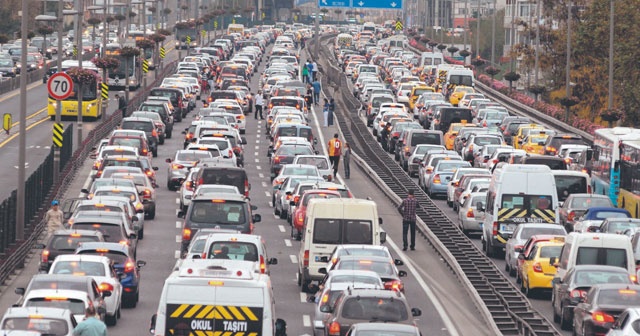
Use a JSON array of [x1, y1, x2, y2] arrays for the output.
[[0, 60, 178, 287]]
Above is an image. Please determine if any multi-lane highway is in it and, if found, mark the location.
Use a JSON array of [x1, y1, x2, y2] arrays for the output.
[[0, 38, 497, 336]]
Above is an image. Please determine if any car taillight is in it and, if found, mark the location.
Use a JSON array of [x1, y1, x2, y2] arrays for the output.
[[398, 91, 402, 96], [142, 149, 148, 156], [259, 255, 266, 274], [592, 311, 615, 324], [172, 164, 185, 170], [482, 121, 487, 127], [182, 228, 191, 241], [567, 211, 575, 221], [296, 211, 304, 224], [124, 261, 135, 273], [273, 156, 282, 164], [286, 194, 292, 200], [41, 250, 49, 264], [185, 133, 193, 140], [145, 170, 154, 177], [303, 250, 309, 267], [244, 179, 249, 197], [532, 262, 543, 273], [546, 146, 556, 153], [571, 289, 587, 299], [99, 283, 114, 292], [185, 181, 194, 191], [152, 129, 158, 137], [466, 209, 474, 218], [492, 222, 498, 236], [433, 174, 441, 184], [384, 280, 403, 292], [236, 115, 245, 120], [143, 189, 152, 199], [326, 321, 341, 336], [391, 131, 399, 137], [631, 274, 638, 283]]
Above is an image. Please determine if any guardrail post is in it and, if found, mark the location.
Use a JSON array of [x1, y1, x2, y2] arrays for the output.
[[0, 201, 6, 254], [8, 190, 16, 245]]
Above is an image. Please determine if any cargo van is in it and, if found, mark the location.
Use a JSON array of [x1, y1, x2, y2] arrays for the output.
[[298, 199, 384, 289], [150, 259, 287, 336], [551, 232, 635, 282], [481, 164, 559, 257]]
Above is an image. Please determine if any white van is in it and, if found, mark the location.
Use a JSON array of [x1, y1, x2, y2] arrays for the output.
[[445, 67, 474, 90], [552, 170, 591, 207], [151, 259, 286, 336], [481, 164, 559, 257], [552, 232, 635, 281], [298, 198, 385, 288]]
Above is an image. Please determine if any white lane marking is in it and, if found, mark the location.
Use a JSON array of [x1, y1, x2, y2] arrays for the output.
[[174, 250, 181, 259], [268, 201, 273, 207], [256, 139, 260, 144], [255, 152, 259, 156], [175, 198, 180, 204], [278, 225, 286, 233], [262, 182, 268, 187], [299, 292, 306, 303], [255, 145, 259, 150], [385, 236, 461, 336], [259, 173, 264, 178], [302, 315, 311, 327], [175, 235, 181, 243], [256, 165, 261, 170], [290, 255, 298, 264], [255, 159, 259, 163], [284, 239, 292, 247], [257, 129, 261, 133], [265, 191, 271, 197], [176, 221, 182, 229]]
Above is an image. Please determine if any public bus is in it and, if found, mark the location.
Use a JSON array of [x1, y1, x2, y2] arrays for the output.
[[104, 43, 142, 90], [617, 140, 640, 217], [47, 60, 103, 120], [591, 127, 640, 205]]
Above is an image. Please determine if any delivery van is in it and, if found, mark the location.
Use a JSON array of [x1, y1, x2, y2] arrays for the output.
[[298, 198, 385, 289], [551, 232, 635, 282], [150, 259, 287, 336], [481, 164, 559, 257]]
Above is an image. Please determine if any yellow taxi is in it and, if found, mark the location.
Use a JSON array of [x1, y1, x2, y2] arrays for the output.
[[513, 124, 544, 149], [444, 122, 476, 150], [408, 85, 436, 111], [521, 133, 550, 155], [449, 86, 475, 106], [520, 239, 564, 297]]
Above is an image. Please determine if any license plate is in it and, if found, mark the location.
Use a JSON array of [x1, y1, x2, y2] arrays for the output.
[[500, 224, 515, 233]]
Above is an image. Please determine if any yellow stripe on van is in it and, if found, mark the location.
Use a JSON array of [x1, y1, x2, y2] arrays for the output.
[[227, 305, 246, 320], [241, 306, 259, 321], [222, 332, 233, 336], [196, 305, 214, 318], [206, 308, 222, 319], [215, 306, 234, 320], [194, 331, 207, 336], [184, 304, 203, 318], [247, 333, 258, 336], [532, 209, 556, 223], [170, 304, 190, 318]]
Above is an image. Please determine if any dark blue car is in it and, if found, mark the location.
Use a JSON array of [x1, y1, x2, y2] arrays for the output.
[[574, 207, 631, 232], [75, 242, 146, 308]]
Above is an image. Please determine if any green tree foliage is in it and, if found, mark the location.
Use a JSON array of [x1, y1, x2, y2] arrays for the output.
[[469, 9, 506, 60]]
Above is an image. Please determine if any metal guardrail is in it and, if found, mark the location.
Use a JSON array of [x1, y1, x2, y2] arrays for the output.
[[0, 60, 178, 289], [312, 34, 562, 336]]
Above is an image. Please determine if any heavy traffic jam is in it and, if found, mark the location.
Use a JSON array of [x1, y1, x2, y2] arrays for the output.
[[1, 17, 640, 336]]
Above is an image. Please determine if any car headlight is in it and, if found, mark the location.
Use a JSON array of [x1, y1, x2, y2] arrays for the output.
[[30, 64, 36, 68], [46, 48, 52, 52]]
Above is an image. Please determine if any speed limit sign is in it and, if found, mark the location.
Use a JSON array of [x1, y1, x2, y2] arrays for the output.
[[47, 73, 74, 100]]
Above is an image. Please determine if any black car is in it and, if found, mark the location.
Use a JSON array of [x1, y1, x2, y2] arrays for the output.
[[573, 284, 640, 335], [35, 229, 105, 272], [551, 265, 633, 330], [0, 57, 17, 78], [138, 101, 174, 139], [543, 133, 585, 156], [42, 66, 58, 83]]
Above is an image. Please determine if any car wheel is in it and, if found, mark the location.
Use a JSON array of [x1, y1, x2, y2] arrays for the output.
[[148, 206, 156, 220], [505, 262, 510, 273], [508, 265, 516, 277], [485, 239, 494, 257], [525, 280, 534, 298], [447, 200, 453, 207], [167, 182, 176, 191], [138, 227, 144, 240], [560, 305, 572, 331], [552, 294, 561, 323], [297, 270, 302, 287], [274, 206, 280, 216], [152, 148, 158, 157], [280, 209, 287, 220], [105, 312, 117, 326]]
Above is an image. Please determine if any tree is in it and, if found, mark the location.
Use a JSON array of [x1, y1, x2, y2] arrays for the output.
[[459, 50, 471, 59], [468, 8, 506, 60], [485, 66, 500, 80], [528, 85, 546, 102], [503, 71, 521, 92], [334, 9, 342, 21], [447, 46, 459, 57]]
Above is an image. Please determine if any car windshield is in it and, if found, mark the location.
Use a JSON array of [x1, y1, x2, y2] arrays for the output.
[[597, 288, 640, 306], [606, 221, 640, 233], [282, 166, 318, 176], [341, 297, 408, 322], [0, 59, 12, 67], [539, 245, 562, 258], [571, 197, 613, 208], [520, 227, 566, 240], [94, 190, 136, 201], [189, 201, 246, 225], [26, 298, 85, 315], [437, 161, 469, 172], [121, 121, 153, 132], [295, 157, 328, 169], [277, 145, 313, 156], [594, 211, 630, 220], [2, 317, 69, 336], [51, 260, 106, 276], [78, 250, 128, 265], [337, 249, 389, 258], [331, 275, 380, 285]]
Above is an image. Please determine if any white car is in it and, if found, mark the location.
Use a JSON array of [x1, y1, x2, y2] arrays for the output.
[[49, 255, 122, 326], [446, 168, 490, 207], [0, 307, 76, 336], [292, 155, 333, 181], [179, 168, 199, 212], [22, 289, 96, 323]]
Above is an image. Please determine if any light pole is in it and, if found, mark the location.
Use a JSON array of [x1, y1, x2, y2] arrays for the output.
[[74, 8, 85, 146], [607, 0, 614, 110], [565, 0, 572, 122], [490, 0, 496, 65], [534, 0, 540, 86], [475, 0, 480, 59], [17, 0, 29, 241]]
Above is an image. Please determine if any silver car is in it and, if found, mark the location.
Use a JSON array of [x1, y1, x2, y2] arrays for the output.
[[457, 192, 486, 236], [504, 223, 567, 277], [166, 150, 213, 191], [406, 144, 445, 177]]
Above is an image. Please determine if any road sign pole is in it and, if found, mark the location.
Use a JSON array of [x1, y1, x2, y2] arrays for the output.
[[54, 0, 64, 184]]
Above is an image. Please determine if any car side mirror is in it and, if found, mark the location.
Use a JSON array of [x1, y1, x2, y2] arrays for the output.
[[241, 137, 247, 145], [34, 243, 45, 249], [192, 254, 201, 259], [149, 314, 157, 334], [268, 258, 278, 265], [132, 216, 139, 222], [137, 260, 147, 268], [290, 200, 296, 206], [267, 151, 272, 158], [380, 231, 386, 244], [102, 290, 112, 298], [165, 158, 172, 163], [394, 259, 404, 266], [130, 233, 137, 240], [15, 288, 25, 295], [251, 205, 258, 211], [314, 138, 318, 144], [181, 130, 187, 134], [319, 305, 332, 313], [378, 217, 383, 225], [411, 308, 422, 317], [318, 267, 327, 275], [315, 150, 319, 155], [136, 208, 144, 214], [398, 270, 407, 277], [517, 253, 525, 260], [252, 214, 261, 223], [177, 210, 185, 218]]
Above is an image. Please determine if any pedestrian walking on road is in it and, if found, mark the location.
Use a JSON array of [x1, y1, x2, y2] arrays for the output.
[[44, 200, 64, 235], [306, 61, 314, 83], [343, 142, 351, 179], [312, 61, 318, 81], [398, 190, 418, 251], [322, 98, 329, 127], [73, 306, 107, 336], [116, 92, 127, 119], [302, 64, 309, 84], [328, 134, 342, 176], [327, 98, 335, 126], [312, 79, 321, 105], [254, 91, 264, 119]]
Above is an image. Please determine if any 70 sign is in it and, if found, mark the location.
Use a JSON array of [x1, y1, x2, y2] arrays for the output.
[[47, 73, 74, 100]]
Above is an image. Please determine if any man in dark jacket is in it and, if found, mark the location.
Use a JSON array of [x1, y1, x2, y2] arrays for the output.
[[116, 92, 127, 118]]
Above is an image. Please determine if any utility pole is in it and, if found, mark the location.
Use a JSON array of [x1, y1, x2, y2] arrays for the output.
[[314, 4, 319, 60], [490, 0, 496, 65], [475, 0, 480, 59], [77, 9, 84, 146], [54, 0, 65, 183], [17, 0, 29, 241], [607, 0, 614, 110], [534, 0, 540, 86], [564, 1, 572, 122]]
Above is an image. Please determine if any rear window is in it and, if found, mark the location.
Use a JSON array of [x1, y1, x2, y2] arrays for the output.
[[554, 175, 588, 202], [524, 158, 566, 170], [296, 157, 328, 169], [520, 227, 566, 240], [302, 193, 339, 206], [150, 90, 177, 101], [594, 211, 630, 220], [571, 197, 612, 208], [576, 247, 628, 268], [50, 235, 101, 251], [574, 270, 629, 286], [200, 169, 246, 191], [411, 133, 441, 146], [2, 317, 69, 335], [282, 166, 318, 176], [340, 297, 408, 321], [277, 146, 313, 156], [597, 289, 640, 306], [189, 200, 247, 225], [207, 241, 258, 261], [550, 137, 584, 148], [539, 246, 562, 258], [70, 223, 123, 242], [177, 151, 212, 161], [26, 298, 85, 315], [313, 219, 372, 245], [103, 159, 142, 168], [52, 260, 105, 276], [474, 137, 502, 146], [78, 250, 128, 264], [110, 138, 142, 148], [122, 121, 154, 132]]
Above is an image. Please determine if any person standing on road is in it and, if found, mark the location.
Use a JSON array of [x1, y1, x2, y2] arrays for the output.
[[254, 91, 264, 119], [302, 64, 309, 84], [73, 306, 107, 336], [311, 79, 321, 105], [398, 190, 418, 251], [312, 60, 318, 81], [343, 142, 351, 179], [44, 200, 64, 235], [116, 92, 127, 118], [322, 98, 329, 127], [327, 98, 335, 126], [328, 134, 342, 177], [306, 61, 314, 83]]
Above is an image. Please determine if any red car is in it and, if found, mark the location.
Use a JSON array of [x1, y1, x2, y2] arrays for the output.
[[291, 190, 341, 240]]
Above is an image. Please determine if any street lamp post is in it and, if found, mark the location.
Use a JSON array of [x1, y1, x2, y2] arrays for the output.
[[475, 0, 480, 59], [534, 0, 540, 86], [490, 0, 496, 65], [17, 0, 29, 241], [75, 9, 85, 146], [607, 0, 614, 110], [565, 1, 572, 122]]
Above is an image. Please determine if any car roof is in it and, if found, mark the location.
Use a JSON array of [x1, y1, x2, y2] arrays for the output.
[[2, 306, 73, 318], [191, 193, 247, 202], [352, 322, 419, 332], [75, 242, 130, 253]]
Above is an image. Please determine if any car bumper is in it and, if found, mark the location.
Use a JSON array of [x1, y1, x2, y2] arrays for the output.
[[408, 163, 420, 174], [460, 217, 483, 231], [528, 273, 554, 289], [427, 183, 448, 195]]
